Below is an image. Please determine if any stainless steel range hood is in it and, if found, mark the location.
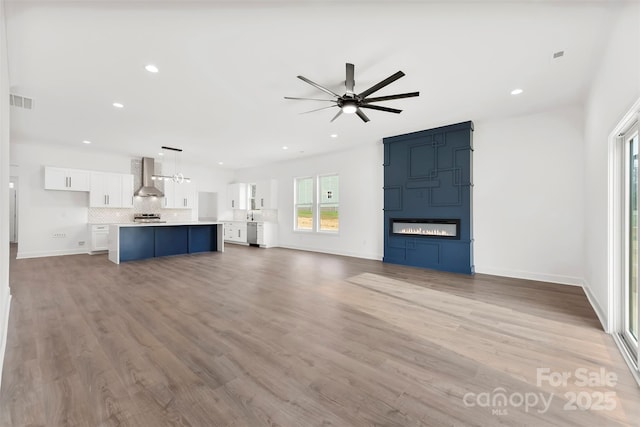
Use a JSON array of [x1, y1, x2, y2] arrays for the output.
[[135, 157, 164, 197]]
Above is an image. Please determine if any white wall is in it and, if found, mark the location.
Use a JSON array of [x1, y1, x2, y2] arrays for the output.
[[0, 0, 13, 389], [584, 2, 640, 326], [234, 142, 384, 260], [11, 142, 234, 259], [473, 105, 585, 285], [235, 109, 588, 283]]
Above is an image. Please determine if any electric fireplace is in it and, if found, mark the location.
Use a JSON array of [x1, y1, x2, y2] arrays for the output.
[[390, 218, 460, 239]]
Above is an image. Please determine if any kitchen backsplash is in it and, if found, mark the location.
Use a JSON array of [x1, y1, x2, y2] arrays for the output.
[[232, 209, 278, 222], [88, 208, 134, 224]]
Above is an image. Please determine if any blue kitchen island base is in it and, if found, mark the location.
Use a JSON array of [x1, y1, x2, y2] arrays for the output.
[[109, 222, 223, 264]]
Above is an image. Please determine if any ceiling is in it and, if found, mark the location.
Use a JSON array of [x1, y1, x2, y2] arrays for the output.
[[5, 0, 625, 169]]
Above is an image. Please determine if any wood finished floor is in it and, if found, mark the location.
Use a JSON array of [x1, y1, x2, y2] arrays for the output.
[[1, 244, 639, 426]]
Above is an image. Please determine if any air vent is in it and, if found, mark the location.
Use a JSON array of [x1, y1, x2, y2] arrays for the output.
[[553, 51, 565, 59], [10, 94, 34, 109]]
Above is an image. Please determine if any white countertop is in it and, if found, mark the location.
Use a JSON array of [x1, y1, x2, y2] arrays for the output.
[[111, 221, 222, 228], [223, 220, 276, 224]]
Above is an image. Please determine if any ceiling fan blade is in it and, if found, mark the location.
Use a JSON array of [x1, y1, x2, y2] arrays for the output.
[[330, 110, 343, 122], [355, 108, 370, 123], [357, 71, 405, 99], [345, 63, 355, 95], [285, 96, 337, 102], [297, 75, 341, 98], [359, 104, 402, 114], [362, 91, 419, 103], [300, 105, 338, 114]]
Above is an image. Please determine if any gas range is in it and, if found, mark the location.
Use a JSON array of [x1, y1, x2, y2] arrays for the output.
[[133, 213, 166, 223]]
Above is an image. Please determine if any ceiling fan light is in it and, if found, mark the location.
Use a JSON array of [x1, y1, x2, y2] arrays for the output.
[[342, 103, 357, 114]]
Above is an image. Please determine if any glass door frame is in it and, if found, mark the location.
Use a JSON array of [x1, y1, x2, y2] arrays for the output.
[[622, 123, 639, 356], [610, 101, 640, 386]]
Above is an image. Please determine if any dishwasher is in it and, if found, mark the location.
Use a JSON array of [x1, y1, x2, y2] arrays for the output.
[[247, 222, 258, 246]]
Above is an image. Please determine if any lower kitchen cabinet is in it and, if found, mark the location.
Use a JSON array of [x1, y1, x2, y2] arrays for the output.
[[118, 225, 219, 262], [257, 222, 278, 248], [223, 221, 247, 244], [189, 226, 218, 253], [89, 224, 109, 253], [119, 227, 155, 262], [224, 221, 277, 247], [154, 226, 189, 257]]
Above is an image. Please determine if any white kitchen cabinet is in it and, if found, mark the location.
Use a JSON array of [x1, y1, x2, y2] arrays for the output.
[[254, 179, 277, 210], [121, 174, 134, 208], [228, 183, 247, 210], [223, 221, 247, 244], [44, 167, 90, 191], [163, 180, 194, 209], [89, 224, 109, 253], [90, 172, 133, 208], [257, 222, 278, 248]]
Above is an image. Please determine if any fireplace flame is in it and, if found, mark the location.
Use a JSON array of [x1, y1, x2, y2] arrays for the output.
[[397, 227, 454, 236], [392, 220, 458, 237]]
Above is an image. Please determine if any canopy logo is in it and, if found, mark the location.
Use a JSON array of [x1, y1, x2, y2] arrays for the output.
[[462, 367, 619, 416], [462, 388, 553, 416]]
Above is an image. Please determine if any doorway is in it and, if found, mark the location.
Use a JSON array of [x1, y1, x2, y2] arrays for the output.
[[9, 176, 17, 244]]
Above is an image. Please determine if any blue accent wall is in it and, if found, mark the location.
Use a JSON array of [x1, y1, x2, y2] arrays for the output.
[[383, 121, 474, 274]]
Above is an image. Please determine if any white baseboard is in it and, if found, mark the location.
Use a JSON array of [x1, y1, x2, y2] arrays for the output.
[[0, 292, 12, 393], [16, 248, 89, 259], [474, 266, 584, 287], [581, 279, 609, 332], [278, 244, 382, 261], [474, 266, 609, 332]]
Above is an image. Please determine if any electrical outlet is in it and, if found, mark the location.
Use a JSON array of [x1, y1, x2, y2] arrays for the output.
[[78, 241, 85, 246], [52, 233, 66, 238]]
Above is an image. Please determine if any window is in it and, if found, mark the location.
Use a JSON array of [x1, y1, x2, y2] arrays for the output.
[[295, 177, 313, 230], [294, 174, 339, 232], [248, 183, 257, 210], [319, 174, 339, 232]]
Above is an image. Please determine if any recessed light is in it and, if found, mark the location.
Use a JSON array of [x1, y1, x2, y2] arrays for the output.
[[113, 102, 124, 108], [282, 146, 288, 150], [158, 152, 164, 156], [218, 161, 224, 165], [145, 64, 159, 73], [82, 140, 92, 144], [510, 88, 523, 95], [330, 134, 338, 138]]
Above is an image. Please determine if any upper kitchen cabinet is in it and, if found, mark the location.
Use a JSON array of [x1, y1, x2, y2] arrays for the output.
[[164, 180, 195, 209], [89, 172, 134, 208], [44, 167, 90, 191], [228, 183, 247, 210], [121, 174, 134, 208], [255, 179, 278, 209]]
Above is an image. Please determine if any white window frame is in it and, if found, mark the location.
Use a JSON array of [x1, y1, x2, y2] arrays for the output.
[[317, 173, 339, 234], [293, 174, 339, 233], [294, 176, 314, 232]]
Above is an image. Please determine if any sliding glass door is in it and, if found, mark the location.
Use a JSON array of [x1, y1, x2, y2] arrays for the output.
[[623, 123, 639, 359]]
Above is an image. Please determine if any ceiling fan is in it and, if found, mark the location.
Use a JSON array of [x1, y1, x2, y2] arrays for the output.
[[285, 63, 419, 123]]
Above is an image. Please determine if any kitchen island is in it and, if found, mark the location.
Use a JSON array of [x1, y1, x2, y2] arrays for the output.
[[108, 222, 223, 264]]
